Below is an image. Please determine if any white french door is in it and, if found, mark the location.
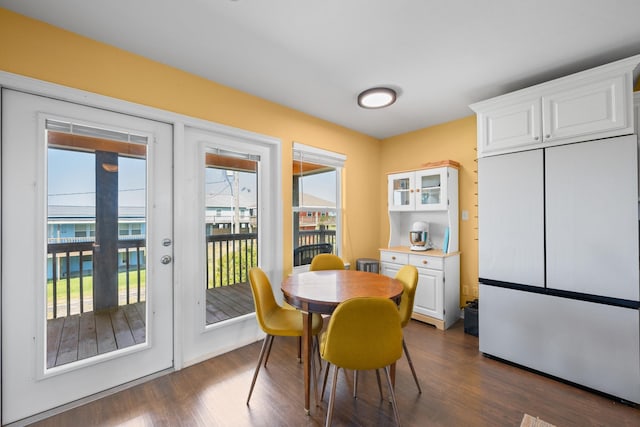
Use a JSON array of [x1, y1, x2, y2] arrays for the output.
[[1, 89, 174, 424]]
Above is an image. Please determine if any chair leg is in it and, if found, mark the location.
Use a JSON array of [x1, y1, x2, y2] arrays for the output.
[[354, 369, 383, 399], [375, 369, 384, 400], [263, 334, 276, 367], [353, 370, 358, 398], [321, 361, 331, 401], [246, 335, 273, 405], [315, 336, 322, 374], [383, 366, 402, 426], [325, 365, 340, 427], [297, 336, 302, 363], [403, 338, 422, 394]]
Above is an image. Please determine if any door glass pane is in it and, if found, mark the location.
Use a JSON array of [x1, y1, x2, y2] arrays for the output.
[[46, 124, 147, 368], [205, 153, 258, 325]]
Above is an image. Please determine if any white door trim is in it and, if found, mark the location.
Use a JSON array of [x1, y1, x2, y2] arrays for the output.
[[0, 70, 283, 407], [2, 89, 175, 423]]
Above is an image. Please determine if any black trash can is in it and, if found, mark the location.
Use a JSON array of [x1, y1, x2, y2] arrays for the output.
[[356, 258, 379, 273], [464, 299, 479, 337]]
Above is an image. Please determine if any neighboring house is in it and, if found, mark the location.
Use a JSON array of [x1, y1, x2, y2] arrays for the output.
[[47, 205, 147, 280], [204, 180, 257, 235], [296, 192, 336, 231], [47, 180, 262, 279]]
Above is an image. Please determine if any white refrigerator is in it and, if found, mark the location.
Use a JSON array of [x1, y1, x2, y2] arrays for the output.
[[478, 135, 640, 404]]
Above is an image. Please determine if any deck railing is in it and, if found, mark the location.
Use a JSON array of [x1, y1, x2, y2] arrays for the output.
[[47, 228, 336, 318], [297, 228, 336, 247], [47, 238, 146, 319], [206, 233, 258, 289]]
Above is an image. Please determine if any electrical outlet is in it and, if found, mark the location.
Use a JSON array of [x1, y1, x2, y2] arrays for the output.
[[461, 210, 469, 221]]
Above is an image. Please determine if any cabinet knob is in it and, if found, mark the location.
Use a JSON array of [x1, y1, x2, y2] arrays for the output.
[[422, 260, 428, 265], [409, 189, 414, 193], [416, 188, 420, 192], [391, 256, 396, 260], [534, 136, 540, 141], [545, 134, 551, 139]]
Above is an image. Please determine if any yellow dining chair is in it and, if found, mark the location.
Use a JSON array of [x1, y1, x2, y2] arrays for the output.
[[395, 264, 422, 393], [321, 297, 403, 426], [343, 264, 422, 399], [246, 267, 324, 405], [310, 253, 345, 271]]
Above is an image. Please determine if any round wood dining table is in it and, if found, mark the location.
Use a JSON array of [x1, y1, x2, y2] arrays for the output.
[[281, 269, 404, 414]]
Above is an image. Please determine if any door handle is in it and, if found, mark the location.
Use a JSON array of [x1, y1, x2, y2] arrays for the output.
[[160, 255, 172, 265]]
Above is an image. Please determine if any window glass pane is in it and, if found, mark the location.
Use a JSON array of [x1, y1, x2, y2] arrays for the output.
[[293, 158, 340, 267], [299, 169, 336, 208]]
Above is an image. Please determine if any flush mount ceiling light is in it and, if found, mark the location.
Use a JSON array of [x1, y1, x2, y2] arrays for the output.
[[357, 87, 397, 109]]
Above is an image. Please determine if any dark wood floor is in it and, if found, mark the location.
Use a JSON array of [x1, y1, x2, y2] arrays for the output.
[[34, 319, 639, 426]]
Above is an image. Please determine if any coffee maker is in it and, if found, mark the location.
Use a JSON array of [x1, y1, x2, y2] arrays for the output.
[[409, 221, 430, 251]]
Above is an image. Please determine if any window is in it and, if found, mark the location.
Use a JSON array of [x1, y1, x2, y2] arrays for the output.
[[74, 224, 94, 238], [131, 223, 142, 235], [292, 142, 345, 269]]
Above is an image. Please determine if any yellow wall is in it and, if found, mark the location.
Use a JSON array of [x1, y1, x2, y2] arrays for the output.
[[0, 8, 480, 303], [380, 117, 478, 304], [0, 8, 382, 272]]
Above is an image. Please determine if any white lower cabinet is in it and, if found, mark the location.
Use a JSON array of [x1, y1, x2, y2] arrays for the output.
[[412, 266, 443, 318], [380, 248, 460, 330]]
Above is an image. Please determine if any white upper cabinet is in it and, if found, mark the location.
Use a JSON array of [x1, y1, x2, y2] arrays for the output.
[[387, 171, 415, 211], [542, 74, 627, 142], [475, 96, 542, 153], [415, 168, 448, 210], [471, 55, 640, 157], [388, 167, 449, 211]]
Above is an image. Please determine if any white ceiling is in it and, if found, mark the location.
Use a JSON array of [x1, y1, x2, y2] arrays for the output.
[[3, 0, 640, 139]]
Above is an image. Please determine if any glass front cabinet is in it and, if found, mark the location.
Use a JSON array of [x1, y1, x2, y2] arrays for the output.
[[388, 167, 448, 211]]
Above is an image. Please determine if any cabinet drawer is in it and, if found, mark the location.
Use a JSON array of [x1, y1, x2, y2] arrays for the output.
[[409, 254, 443, 270], [380, 251, 408, 265]]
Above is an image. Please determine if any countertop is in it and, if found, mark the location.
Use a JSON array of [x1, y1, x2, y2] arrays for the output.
[[379, 246, 460, 257]]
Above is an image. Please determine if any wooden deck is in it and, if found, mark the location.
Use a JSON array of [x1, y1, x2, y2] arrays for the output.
[[47, 302, 146, 368], [206, 282, 255, 324], [47, 283, 255, 367]]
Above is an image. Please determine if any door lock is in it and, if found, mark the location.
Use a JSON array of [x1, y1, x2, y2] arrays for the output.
[[160, 255, 172, 264]]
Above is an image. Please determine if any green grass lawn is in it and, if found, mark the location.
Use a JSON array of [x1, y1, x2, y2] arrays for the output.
[[47, 270, 147, 309]]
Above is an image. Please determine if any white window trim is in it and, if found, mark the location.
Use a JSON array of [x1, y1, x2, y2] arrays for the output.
[[293, 142, 346, 168], [292, 142, 345, 272]]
